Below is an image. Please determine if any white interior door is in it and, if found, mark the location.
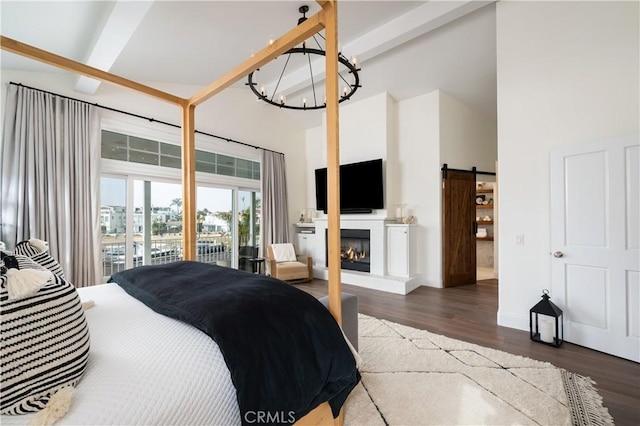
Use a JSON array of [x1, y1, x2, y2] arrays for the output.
[[551, 137, 639, 362]]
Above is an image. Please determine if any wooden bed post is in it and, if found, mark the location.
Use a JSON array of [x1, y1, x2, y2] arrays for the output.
[[322, 0, 343, 326], [181, 101, 197, 260], [0, 36, 182, 105]]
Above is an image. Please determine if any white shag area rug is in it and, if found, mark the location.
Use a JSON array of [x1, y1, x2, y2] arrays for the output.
[[344, 314, 614, 426]]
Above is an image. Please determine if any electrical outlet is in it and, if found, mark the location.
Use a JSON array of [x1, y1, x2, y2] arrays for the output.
[[515, 234, 525, 246]]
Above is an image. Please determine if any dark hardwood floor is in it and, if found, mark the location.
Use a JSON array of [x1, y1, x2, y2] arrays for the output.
[[296, 278, 640, 425]]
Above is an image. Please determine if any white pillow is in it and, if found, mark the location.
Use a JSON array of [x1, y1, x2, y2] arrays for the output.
[[14, 239, 65, 279], [0, 253, 90, 418], [271, 243, 297, 262]]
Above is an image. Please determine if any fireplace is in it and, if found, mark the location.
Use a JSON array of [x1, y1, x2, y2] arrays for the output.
[[326, 229, 371, 272]]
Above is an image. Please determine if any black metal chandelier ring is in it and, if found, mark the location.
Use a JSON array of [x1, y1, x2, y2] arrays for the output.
[[247, 47, 361, 111]]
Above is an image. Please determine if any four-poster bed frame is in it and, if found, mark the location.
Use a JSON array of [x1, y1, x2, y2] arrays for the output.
[[1, 0, 346, 423]]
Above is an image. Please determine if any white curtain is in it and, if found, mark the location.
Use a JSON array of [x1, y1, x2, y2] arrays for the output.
[[1, 84, 101, 287], [260, 150, 290, 257]]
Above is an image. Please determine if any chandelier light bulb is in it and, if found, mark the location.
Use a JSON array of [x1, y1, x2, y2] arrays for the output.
[[351, 56, 358, 67], [260, 86, 266, 97], [302, 98, 307, 108], [342, 86, 348, 96], [279, 94, 286, 105]]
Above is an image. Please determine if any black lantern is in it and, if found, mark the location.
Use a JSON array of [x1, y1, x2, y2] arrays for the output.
[[530, 289, 563, 347]]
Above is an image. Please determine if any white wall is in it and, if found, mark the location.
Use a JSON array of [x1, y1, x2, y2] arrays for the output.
[[496, 1, 639, 330], [440, 91, 496, 172], [304, 126, 325, 215], [306, 89, 497, 287], [397, 91, 441, 286], [0, 71, 308, 230], [307, 92, 396, 220]]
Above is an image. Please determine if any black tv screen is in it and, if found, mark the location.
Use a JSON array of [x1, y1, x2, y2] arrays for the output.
[[315, 158, 384, 213]]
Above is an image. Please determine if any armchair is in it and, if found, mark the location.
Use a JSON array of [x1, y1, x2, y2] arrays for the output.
[[266, 243, 313, 283]]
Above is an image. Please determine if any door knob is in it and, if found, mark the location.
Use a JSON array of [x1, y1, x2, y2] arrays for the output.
[[553, 251, 564, 258]]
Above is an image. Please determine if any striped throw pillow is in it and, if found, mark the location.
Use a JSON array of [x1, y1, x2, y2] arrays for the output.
[[0, 254, 90, 415], [14, 239, 65, 279]]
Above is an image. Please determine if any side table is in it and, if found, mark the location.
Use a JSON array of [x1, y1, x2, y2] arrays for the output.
[[248, 257, 265, 274]]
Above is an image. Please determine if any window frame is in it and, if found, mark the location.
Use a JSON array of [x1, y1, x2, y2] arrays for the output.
[[99, 118, 262, 277]]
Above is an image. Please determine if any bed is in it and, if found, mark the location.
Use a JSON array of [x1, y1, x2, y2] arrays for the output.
[[1, 1, 352, 424], [1, 261, 360, 425]]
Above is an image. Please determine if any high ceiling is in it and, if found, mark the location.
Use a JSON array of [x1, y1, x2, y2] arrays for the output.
[[0, 1, 497, 129]]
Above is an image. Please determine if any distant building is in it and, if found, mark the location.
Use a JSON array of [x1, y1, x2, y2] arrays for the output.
[[133, 207, 173, 233], [102, 206, 235, 235], [101, 206, 125, 234], [203, 213, 229, 233]]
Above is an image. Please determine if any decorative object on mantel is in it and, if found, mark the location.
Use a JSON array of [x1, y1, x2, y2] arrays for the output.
[[298, 208, 315, 223], [246, 5, 361, 110], [530, 289, 564, 347], [394, 204, 406, 223]]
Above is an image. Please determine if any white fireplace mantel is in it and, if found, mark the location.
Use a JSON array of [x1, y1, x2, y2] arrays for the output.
[[310, 218, 421, 295]]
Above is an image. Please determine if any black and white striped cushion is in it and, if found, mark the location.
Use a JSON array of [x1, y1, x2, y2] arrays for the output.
[[14, 240, 65, 279], [0, 255, 90, 415]]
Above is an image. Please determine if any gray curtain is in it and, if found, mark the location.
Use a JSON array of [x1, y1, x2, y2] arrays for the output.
[[260, 150, 290, 257], [1, 84, 101, 287]]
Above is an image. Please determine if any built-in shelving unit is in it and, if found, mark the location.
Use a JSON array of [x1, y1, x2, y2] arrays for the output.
[[475, 181, 496, 280], [476, 187, 494, 240]]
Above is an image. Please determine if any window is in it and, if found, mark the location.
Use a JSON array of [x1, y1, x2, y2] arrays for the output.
[[237, 190, 261, 273], [101, 130, 260, 180], [100, 177, 128, 276], [100, 129, 261, 278]]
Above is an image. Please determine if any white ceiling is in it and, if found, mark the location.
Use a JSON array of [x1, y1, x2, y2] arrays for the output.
[[0, 1, 497, 129]]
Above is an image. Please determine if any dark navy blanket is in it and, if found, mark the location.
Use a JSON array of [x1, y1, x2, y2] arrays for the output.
[[108, 261, 359, 425]]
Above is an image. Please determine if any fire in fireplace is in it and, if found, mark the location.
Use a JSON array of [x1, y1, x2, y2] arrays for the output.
[[326, 229, 371, 272]]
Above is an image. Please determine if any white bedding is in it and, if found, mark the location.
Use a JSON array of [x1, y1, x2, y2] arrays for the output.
[[1, 283, 240, 425]]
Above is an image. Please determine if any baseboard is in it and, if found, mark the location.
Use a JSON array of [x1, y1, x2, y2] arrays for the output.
[[497, 311, 529, 332]]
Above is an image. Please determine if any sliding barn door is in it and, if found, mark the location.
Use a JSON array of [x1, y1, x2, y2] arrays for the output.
[[442, 170, 476, 287]]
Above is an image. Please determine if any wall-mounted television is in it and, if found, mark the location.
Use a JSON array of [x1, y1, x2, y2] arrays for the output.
[[314, 158, 384, 214]]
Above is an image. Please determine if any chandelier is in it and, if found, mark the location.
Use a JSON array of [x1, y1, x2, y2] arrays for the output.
[[246, 5, 361, 111]]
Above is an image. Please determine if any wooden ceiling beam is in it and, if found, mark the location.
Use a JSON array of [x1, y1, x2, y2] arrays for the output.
[[0, 35, 183, 106], [188, 10, 325, 107]]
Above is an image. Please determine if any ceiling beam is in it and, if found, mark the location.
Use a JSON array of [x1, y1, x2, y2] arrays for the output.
[[188, 9, 325, 107], [0, 35, 183, 105], [270, 0, 495, 96], [347, 0, 494, 63], [75, 1, 154, 95]]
